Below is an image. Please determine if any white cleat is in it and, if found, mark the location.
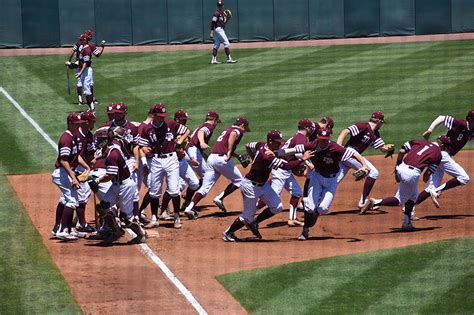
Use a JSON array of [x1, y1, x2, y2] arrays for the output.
[[226, 59, 237, 64], [429, 189, 440, 208], [213, 198, 227, 212], [211, 60, 221, 64], [55, 230, 78, 241]]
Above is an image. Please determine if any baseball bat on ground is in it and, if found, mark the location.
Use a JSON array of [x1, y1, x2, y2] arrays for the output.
[[66, 67, 71, 95], [93, 192, 100, 229]]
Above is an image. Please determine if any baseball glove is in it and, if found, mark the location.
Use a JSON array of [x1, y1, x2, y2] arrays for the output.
[[77, 171, 89, 182], [237, 153, 251, 168], [224, 9, 232, 18], [87, 175, 100, 193], [382, 143, 395, 158], [353, 168, 369, 181], [292, 163, 307, 177]]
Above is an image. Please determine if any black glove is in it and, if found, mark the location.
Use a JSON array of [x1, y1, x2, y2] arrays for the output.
[[87, 175, 100, 193], [237, 153, 251, 168]]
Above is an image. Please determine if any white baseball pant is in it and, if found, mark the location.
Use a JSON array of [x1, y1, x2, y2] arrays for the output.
[[79, 67, 93, 96], [149, 152, 180, 198], [304, 171, 339, 215], [52, 167, 80, 209], [213, 27, 230, 49], [102, 178, 137, 220], [337, 156, 378, 183], [196, 153, 243, 197], [125, 157, 140, 202], [89, 168, 112, 201], [179, 158, 200, 191], [186, 146, 208, 178], [239, 179, 283, 223], [270, 168, 302, 197], [394, 162, 421, 204], [424, 151, 470, 191]]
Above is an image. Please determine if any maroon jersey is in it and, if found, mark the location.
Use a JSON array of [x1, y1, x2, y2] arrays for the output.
[[78, 44, 100, 67], [55, 130, 81, 169], [211, 10, 227, 29], [211, 126, 244, 155], [101, 120, 139, 158], [188, 122, 216, 151], [402, 140, 442, 172], [105, 142, 131, 183], [76, 128, 95, 166], [72, 39, 82, 60], [345, 122, 384, 153], [245, 146, 303, 184], [139, 120, 188, 155], [443, 116, 472, 156], [281, 131, 308, 163], [246, 141, 266, 156], [304, 141, 355, 176], [137, 121, 153, 158]]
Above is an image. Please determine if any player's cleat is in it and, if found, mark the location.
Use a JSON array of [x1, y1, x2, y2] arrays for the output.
[[144, 218, 159, 229], [211, 60, 221, 64], [296, 201, 304, 210], [139, 212, 151, 224], [213, 198, 227, 212], [159, 210, 174, 221], [359, 198, 374, 214], [401, 223, 416, 232], [298, 228, 310, 241], [429, 189, 440, 208], [173, 214, 182, 229], [184, 208, 198, 220], [128, 234, 147, 244], [56, 230, 79, 241], [245, 221, 262, 239], [70, 228, 87, 238], [222, 231, 240, 242], [226, 59, 237, 64], [288, 219, 304, 227], [51, 224, 60, 236], [93, 99, 101, 105], [77, 224, 96, 233]]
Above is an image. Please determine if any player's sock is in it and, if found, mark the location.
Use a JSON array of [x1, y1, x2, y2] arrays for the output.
[[289, 196, 300, 220], [303, 178, 310, 197], [403, 200, 415, 224], [76, 203, 87, 227], [160, 192, 172, 214], [183, 188, 197, 208], [416, 190, 430, 204], [376, 197, 400, 206], [150, 197, 160, 217], [256, 199, 266, 210], [191, 192, 204, 207], [171, 196, 181, 215], [437, 178, 461, 192], [362, 177, 376, 202], [60, 206, 74, 232], [225, 217, 245, 234], [255, 207, 275, 224], [139, 191, 151, 211], [55, 202, 64, 226], [133, 201, 139, 216], [220, 183, 238, 201]]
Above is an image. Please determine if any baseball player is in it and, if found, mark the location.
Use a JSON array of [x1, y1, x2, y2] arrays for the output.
[[74, 110, 99, 233], [210, 0, 237, 64], [222, 130, 314, 242], [157, 109, 200, 220], [139, 104, 190, 229], [75, 31, 105, 111], [51, 113, 91, 241], [415, 109, 473, 207], [66, 32, 86, 105], [336, 112, 392, 213], [183, 117, 250, 219], [280, 128, 369, 240], [89, 126, 147, 245], [101, 103, 141, 219], [365, 137, 446, 231]]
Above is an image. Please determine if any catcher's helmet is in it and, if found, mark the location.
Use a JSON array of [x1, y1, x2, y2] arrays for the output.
[[466, 108, 474, 120], [94, 127, 110, 149]]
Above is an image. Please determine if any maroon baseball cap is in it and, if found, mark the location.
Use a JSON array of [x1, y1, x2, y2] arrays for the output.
[[174, 109, 190, 120], [149, 103, 168, 117], [106, 104, 115, 114], [317, 128, 331, 140], [466, 108, 474, 120], [67, 112, 86, 124], [437, 135, 451, 146], [371, 111, 385, 122], [81, 110, 99, 121], [321, 116, 335, 130], [217, 0, 224, 6], [267, 129, 285, 142], [114, 102, 128, 113], [235, 117, 250, 131], [207, 111, 221, 122], [298, 118, 313, 129]]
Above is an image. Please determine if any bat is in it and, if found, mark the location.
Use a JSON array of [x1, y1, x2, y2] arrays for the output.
[[66, 67, 71, 95], [93, 192, 100, 229]]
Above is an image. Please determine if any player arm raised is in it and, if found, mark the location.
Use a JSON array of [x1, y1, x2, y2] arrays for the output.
[[422, 115, 445, 139], [336, 128, 350, 146]]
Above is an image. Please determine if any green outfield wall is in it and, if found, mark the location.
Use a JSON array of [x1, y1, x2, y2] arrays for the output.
[[1, 0, 474, 48]]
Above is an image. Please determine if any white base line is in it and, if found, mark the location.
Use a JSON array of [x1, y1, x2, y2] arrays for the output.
[[0, 86, 207, 315]]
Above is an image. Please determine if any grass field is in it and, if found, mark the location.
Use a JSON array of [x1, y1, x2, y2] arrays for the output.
[[1, 39, 473, 312]]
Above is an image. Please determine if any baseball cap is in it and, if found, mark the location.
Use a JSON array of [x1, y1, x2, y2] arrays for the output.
[[321, 116, 335, 130], [298, 118, 313, 129], [217, 0, 224, 6], [149, 103, 168, 117], [267, 129, 285, 142], [81, 110, 99, 121], [114, 102, 128, 113], [437, 135, 451, 146], [234, 117, 250, 131], [317, 128, 331, 140], [106, 104, 115, 114], [174, 109, 190, 120], [207, 111, 221, 122], [371, 111, 385, 122], [67, 112, 86, 124], [466, 108, 474, 120]]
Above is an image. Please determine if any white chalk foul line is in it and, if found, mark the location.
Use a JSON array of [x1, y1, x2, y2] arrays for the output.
[[0, 86, 207, 315]]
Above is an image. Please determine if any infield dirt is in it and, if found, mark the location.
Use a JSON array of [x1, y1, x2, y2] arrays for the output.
[[8, 153, 474, 314]]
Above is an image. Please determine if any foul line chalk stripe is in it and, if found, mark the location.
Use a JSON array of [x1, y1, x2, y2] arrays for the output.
[[0, 86, 207, 315]]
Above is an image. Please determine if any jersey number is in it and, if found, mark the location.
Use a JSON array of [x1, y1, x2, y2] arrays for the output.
[[416, 145, 430, 156], [216, 130, 227, 143]]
